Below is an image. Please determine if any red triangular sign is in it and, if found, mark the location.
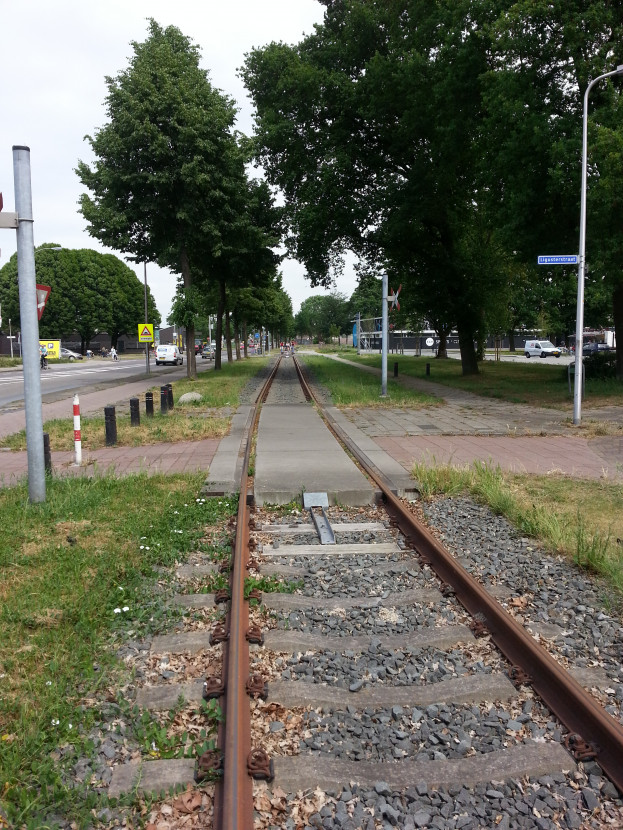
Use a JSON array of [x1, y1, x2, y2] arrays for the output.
[[36, 284, 51, 320], [140, 325, 151, 337]]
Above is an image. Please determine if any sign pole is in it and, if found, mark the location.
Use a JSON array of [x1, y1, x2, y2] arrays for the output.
[[143, 262, 150, 375], [13, 146, 46, 502], [381, 273, 388, 397]]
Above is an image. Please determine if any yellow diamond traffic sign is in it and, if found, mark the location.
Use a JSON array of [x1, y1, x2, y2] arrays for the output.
[[138, 323, 154, 343]]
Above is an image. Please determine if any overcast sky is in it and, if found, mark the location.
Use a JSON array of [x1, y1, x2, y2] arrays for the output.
[[0, 0, 358, 323]]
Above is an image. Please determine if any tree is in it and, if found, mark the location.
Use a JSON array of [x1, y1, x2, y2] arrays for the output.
[[242, 0, 509, 375], [482, 0, 623, 372], [348, 267, 382, 323], [295, 293, 349, 342], [0, 245, 159, 352], [77, 19, 247, 378]]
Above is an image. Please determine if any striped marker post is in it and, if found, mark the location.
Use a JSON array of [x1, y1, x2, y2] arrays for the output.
[[73, 394, 82, 465]]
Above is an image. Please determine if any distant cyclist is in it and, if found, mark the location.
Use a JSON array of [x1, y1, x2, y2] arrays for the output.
[[39, 343, 48, 369]]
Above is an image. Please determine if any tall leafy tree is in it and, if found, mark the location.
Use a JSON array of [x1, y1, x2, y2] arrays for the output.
[[77, 19, 247, 378], [295, 293, 350, 342], [0, 246, 159, 352], [482, 0, 623, 372], [243, 0, 510, 374]]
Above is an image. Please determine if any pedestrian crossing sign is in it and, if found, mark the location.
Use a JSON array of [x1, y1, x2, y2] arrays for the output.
[[138, 323, 154, 343]]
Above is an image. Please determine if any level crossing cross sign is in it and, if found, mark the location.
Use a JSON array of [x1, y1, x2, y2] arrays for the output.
[[138, 323, 154, 343]]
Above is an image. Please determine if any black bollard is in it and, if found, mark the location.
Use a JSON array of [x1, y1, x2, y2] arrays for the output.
[[130, 397, 140, 427], [167, 383, 174, 409], [160, 386, 168, 414], [393, 361, 398, 378], [145, 391, 154, 417], [43, 432, 52, 474], [426, 363, 430, 376], [105, 405, 117, 446]]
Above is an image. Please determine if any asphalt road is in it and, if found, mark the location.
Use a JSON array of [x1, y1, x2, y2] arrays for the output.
[[0, 355, 214, 411]]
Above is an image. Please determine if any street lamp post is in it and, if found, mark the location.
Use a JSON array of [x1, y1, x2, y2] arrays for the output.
[[573, 64, 623, 425]]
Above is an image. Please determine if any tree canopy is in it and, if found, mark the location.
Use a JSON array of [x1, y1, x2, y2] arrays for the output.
[[243, 0, 623, 374], [0, 245, 159, 351], [77, 19, 250, 377]]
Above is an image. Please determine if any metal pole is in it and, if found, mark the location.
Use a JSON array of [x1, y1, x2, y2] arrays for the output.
[[381, 273, 388, 397], [144, 262, 150, 375], [13, 146, 45, 502], [9, 319, 13, 358], [356, 312, 361, 355], [574, 65, 623, 425]]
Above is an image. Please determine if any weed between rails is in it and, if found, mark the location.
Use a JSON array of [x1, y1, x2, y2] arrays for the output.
[[0, 473, 238, 829]]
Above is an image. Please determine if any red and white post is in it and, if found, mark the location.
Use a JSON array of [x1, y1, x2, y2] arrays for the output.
[[73, 394, 82, 465]]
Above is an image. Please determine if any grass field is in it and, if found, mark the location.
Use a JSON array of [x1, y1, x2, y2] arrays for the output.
[[300, 353, 439, 408], [330, 351, 623, 409]]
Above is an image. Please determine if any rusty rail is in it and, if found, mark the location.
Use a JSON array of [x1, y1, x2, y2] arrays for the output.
[[293, 355, 623, 793], [213, 356, 282, 830]]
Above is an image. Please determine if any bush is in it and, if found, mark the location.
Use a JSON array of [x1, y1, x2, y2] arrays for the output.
[[583, 351, 617, 380]]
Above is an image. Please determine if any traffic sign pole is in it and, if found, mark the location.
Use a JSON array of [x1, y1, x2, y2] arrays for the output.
[[13, 146, 46, 502]]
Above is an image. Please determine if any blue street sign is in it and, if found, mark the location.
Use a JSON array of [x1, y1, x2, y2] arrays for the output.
[[538, 255, 579, 265]]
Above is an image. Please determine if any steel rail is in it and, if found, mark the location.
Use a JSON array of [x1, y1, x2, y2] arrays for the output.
[[293, 355, 623, 792], [214, 356, 283, 830]]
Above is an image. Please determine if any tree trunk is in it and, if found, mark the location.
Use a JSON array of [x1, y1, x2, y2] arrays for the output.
[[242, 322, 248, 358], [612, 282, 623, 381], [458, 325, 479, 375], [180, 247, 196, 379], [225, 310, 233, 363], [508, 330, 516, 352], [436, 330, 448, 359]]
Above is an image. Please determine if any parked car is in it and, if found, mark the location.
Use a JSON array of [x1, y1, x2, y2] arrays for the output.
[[524, 339, 561, 358], [200, 346, 213, 360], [60, 347, 83, 361], [583, 342, 612, 355], [155, 344, 183, 366]]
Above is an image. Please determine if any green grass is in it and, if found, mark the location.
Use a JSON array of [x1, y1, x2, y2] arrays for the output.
[[0, 356, 22, 369], [170, 355, 270, 408], [299, 354, 439, 408], [0, 356, 270, 450], [344, 353, 623, 409], [0, 473, 237, 828], [412, 461, 623, 600]]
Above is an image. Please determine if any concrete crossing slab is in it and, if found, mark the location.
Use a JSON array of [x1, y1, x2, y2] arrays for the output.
[[254, 404, 374, 507]]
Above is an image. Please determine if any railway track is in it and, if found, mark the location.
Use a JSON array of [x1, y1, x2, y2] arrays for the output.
[[111, 354, 623, 829]]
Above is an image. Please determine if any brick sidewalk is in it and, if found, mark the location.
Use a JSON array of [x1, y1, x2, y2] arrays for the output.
[[0, 439, 221, 489], [375, 435, 623, 482]]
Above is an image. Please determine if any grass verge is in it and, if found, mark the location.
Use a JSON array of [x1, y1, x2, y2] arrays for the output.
[[0, 357, 270, 451], [412, 460, 623, 602], [0, 472, 238, 828], [345, 353, 623, 410], [299, 354, 439, 408]]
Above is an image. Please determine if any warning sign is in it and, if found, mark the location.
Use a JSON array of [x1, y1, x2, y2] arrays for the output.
[[138, 323, 154, 343], [36, 284, 51, 320]]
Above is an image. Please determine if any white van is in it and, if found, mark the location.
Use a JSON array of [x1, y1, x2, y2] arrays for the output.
[[524, 339, 561, 359], [155, 344, 183, 366]]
